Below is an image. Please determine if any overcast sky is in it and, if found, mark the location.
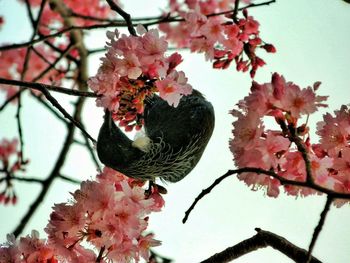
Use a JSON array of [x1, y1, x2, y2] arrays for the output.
[[1, 0, 350, 262]]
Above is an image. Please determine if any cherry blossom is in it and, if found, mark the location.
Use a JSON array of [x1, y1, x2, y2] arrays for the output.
[[160, 0, 275, 77], [0, 230, 58, 263], [88, 27, 193, 131], [1, 167, 163, 262], [230, 73, 350, 201], [0, 44, 65, 101], [45, 167, 163, 262], [316, 105, 350, 156]]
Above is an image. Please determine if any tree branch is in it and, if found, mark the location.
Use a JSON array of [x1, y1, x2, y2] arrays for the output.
[[11, 0, 91, 236], [0, 78, 98, 97], [306, 196, 333, 263], [200, 228, 322, 263], [58, 174, 81, 184], [0, 23, 124, 52], [105, 0, 137, 36], [183, 167, 350, 223]]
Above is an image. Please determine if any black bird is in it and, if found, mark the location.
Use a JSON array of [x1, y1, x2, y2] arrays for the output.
[[96, 90, 215, 182]]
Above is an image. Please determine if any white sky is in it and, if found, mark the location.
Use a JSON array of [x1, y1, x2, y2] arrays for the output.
[[1, 0, 350, 262]]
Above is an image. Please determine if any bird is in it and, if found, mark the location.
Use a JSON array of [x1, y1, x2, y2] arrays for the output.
[[96, 89, 215, 183]]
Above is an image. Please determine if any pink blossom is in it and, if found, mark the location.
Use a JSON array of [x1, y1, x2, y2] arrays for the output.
[[0, 230, 59, 263], [310, 154, 335, 189], [280, 84, 323, 118], [0, 44, 65, 101], [230, 74, 334, 199], [257, 131, 290, 169], [199, 17, 225, 43], [45, 167, 164, 262], [155, 70, 193, 106], [230, 111, 264, 150], [317, 105, 350, 155], [0, 138, 18, 162], [138, 29, 168, 65], [160, 1, 274, 77], [115, 54, 143, 79], [88, 28, 192, 130]]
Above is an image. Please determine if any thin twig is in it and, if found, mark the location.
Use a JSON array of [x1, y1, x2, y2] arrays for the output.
[[183, 167, 350, 223], [12, 0, 90, 237], [288, 126, 314, 184], [32, 43, 76, 82], [96, 246, 105, 263], [200, 228, 322, 263], [58, 174, 81, 184], [81, 124, 102, 173], [233, 0, 240, 23], [10, 176, 44, 184], [12, 101, 79, 236], [183, 169, 233, 223], [33, 0, 48, 36], [16, 0, 49, 165], [0, 92, 20, 111], [24, 0, 35, 26], [105, 0, 137, 36], [39, 86, 96, 143], [87, 48, 106, 55], [43, 40, 79, 64], [15, 95, 25, 164], [0, 23, 124, 52], [149, 249, 173, 263], [142, 0, 277, 27], [306, 196, 333, 263], [0, 80, 97, 143], [69, 11, 117, 23], [31, 93, 69, 124], [0, 78, 98, 97], [0, 0, 276, 52]]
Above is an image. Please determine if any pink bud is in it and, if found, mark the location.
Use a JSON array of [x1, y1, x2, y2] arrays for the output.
[[242, 8, 248, 18], [213, 60, 225, 69], [272, 73, 285, 100], [262, 44, 276, 53], [255, 57, 265, 67]]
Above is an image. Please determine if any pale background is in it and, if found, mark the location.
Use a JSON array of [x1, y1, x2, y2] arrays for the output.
[[1, 0, 350, 262]]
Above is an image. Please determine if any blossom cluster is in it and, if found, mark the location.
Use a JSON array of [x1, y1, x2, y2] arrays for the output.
[[88, 26, 192, 131], [0, 45, 65, 101], [0, 231, 58, 263], [0, 0, 113, 102], [230, 73, 350, 203], [0, 167, 164, 262], [0, 138, 28, 205], [159, 0, 275, 77]]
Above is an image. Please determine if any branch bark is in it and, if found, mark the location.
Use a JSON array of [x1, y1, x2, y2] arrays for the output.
[[200, 228, 322, 263]]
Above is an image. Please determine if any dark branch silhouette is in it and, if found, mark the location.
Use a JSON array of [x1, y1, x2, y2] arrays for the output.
[[200, 228, 322, 263]]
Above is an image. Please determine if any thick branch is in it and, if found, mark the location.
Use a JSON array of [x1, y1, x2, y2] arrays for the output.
[[200, 228, 322, 263]]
